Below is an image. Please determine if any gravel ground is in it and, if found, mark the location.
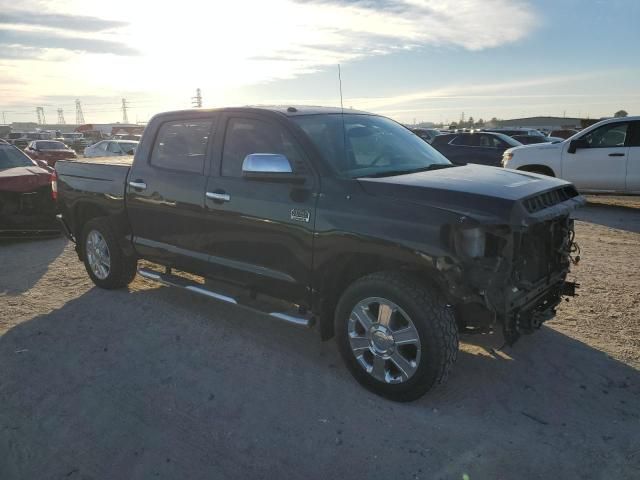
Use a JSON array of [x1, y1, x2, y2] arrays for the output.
[[0, 204, 639, 480]]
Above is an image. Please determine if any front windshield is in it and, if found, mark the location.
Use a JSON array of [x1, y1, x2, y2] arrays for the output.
[[293, 114, 451, 178], [0, 145, 36, 170]]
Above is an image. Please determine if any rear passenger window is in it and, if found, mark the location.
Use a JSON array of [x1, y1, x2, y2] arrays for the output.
[[150, 119, 214, 173], [450, 134, 477, 146], [221, 117, 307, 177]]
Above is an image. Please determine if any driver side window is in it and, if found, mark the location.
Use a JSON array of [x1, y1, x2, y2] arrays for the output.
[[107, 142, 122, 154], [582, 123, 628, 148]]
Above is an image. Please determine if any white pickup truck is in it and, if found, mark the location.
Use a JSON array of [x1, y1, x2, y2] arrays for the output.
[[502, 116, 640, 194]]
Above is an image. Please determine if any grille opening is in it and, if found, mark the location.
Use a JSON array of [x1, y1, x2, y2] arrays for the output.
[[523, 186, 578, 213]]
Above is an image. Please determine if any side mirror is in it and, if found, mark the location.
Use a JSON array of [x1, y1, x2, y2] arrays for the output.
[[242, 153, 304, 183], [567, 138, 587, 154]]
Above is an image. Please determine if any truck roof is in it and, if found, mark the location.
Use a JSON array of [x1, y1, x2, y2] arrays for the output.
[[153, 105, 372, 119]]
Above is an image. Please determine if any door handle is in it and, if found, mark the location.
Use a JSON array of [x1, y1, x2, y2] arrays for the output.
[[206, 191, 231, 202], [129, 180, 147, 190], [608, 153, 625, 157]]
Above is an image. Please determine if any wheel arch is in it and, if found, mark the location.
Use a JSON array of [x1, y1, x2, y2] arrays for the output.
[[314, 252, 447, 341], [72, 202, 135, 260], [517, 164, 556, 177]]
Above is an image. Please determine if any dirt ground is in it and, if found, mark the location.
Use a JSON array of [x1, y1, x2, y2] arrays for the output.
[[0, 204, 639, 480]]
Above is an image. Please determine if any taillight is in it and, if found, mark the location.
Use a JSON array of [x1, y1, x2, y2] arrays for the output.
[[51, 170, 58, 201]]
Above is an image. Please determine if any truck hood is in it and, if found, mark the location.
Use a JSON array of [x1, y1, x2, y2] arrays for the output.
[[358, 164, 582, 226], [506, 141, 565, 155]]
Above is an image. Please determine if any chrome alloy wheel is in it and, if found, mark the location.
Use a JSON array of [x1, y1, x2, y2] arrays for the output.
[[347, 297, 422, 384], [85, 230, 111, 280]]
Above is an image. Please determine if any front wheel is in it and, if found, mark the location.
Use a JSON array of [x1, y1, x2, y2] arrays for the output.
[[335, 272, 458, 402], [81, 217, 137, 289]]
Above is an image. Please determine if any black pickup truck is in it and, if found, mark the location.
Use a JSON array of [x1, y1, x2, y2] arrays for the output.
[[55, 106, 584, 401]]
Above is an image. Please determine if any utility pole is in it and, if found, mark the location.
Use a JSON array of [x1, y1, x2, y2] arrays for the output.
[[57, 108, 66, 124], [36, 107, 46, 125], [121, 98, 129, 123], [192, 88, 202, 108], [2, 111, 6, 124], [75, 99, 85, 125]]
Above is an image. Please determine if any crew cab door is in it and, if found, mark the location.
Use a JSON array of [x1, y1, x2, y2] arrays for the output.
[[126, 114, 218, 272], [561, 121, 629, 192], [625, 121, 640, 193], [202, 113, 318, 305]]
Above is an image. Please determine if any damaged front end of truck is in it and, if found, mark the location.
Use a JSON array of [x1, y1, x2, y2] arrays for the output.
[[437, 184, 585, 344]]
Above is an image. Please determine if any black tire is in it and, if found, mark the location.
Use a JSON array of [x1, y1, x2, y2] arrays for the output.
[[335, 272, 458, 402], [81, 217, 137, 289]]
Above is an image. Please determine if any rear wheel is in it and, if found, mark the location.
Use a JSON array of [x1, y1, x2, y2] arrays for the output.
[[82, 217, 137, 289], [335, 272, 458, 402]]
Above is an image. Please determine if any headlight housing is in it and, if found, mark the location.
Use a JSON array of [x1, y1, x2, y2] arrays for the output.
[[502, 151, 513, 167], [455, 227, 486, 258]]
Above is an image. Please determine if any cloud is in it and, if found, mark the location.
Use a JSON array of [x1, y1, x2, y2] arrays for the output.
[[0, 10, 127, 32], [349, 72, 610, 111], [0, 29, 138, 56]]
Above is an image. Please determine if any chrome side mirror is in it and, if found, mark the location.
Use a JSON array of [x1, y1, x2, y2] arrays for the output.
[[242, 153, 304, 183], [242, 153, 293, 174]]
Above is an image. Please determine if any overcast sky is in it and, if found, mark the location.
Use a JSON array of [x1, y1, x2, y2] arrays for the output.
[[1, 0, 638, 124]]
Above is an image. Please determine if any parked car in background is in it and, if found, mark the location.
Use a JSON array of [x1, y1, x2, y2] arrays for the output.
[[112, 134, 142, 141], [62, 132, 90, 153], [84, 140, 138, 158], [0, 143, 58, 236], [25, 140, 77, 166], [431, 131, 522, 166], [11, 138, 30, 150], [511, 135, 565, 145], [485, 128, 546, 138], [549, 129, 579, 139], [503, 116, 640, 194], [411, 128, 440, 143]]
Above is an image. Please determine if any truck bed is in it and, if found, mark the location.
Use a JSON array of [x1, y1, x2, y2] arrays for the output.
[[55, 156, 133, 238]]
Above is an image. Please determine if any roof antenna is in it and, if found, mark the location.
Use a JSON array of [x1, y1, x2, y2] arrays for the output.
[[338, 64, 347, 167], [338, 64, 344, 112]]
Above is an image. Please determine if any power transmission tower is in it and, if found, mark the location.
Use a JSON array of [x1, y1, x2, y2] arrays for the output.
[[75, 99, 85, 124], [121, 98, 129, 123], [36, 107, 46, 125], [57, 108, 66, 124], [192, 88, 202, 108], [2, 111, 6, 124]]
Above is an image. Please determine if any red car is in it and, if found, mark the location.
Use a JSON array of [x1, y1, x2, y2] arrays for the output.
[[0, 143, 58, 236], [24, 140, 77, 166]]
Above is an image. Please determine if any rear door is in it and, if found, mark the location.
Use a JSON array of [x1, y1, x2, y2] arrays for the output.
[[477, 134, 506, 166], [126, 115, 218, 272], [201, 113, 318, 305], [626, 121, 640, 193], [447, 134, 478, 164], [561, 121, 629, 192]]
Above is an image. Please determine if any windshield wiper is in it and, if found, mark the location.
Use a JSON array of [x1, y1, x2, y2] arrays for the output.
[[357, 163, 456, 178]]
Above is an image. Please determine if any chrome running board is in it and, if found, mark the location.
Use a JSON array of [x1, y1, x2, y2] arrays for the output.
[[138, 267, 314, 328]]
